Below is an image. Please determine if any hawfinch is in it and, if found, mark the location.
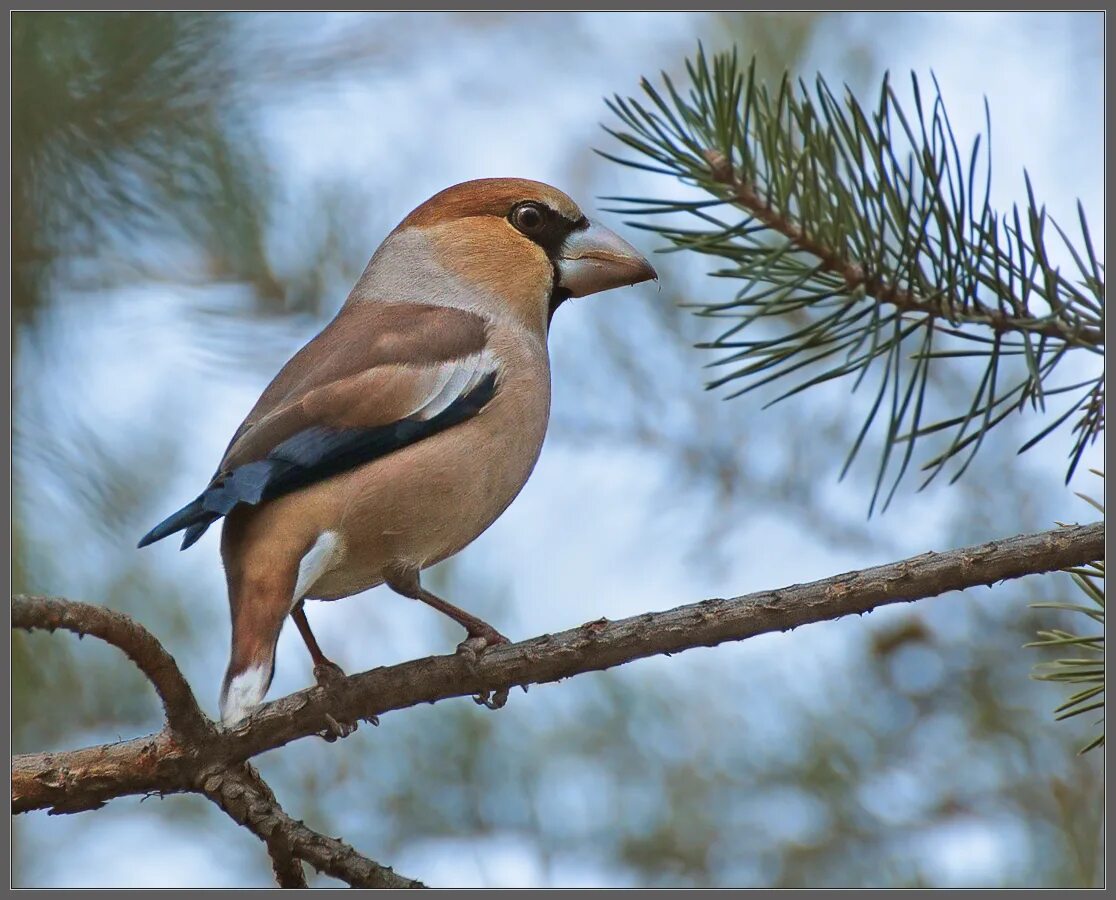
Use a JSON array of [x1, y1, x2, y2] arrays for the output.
[[139, 178, 657, 727]]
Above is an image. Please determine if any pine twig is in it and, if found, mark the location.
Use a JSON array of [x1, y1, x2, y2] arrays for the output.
[[12, 595, 211, 741], [602, 49, 1104, 498], [13, 521, 1104, 819], [202, 763, 425, 888], [207, 764, 309, 888], [10, 594, 422, 888], [702, 150, 1104, 347]]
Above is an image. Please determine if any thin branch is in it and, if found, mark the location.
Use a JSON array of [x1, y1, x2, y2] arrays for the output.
[[603, 54, 1104, 494], [12, 595, 211, 740], [10, 596, 421, 887], [13, 521, 1103, 819], [210, 763, 309, 888], [703, 151, 1105, 348], [202, 763, 425, 889]]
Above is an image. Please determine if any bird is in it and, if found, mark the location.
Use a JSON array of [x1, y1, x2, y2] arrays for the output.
[[137, 177, 657, 728]]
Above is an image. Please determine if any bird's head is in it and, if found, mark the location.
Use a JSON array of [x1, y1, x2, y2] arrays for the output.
[[368, 178, 657, 330]]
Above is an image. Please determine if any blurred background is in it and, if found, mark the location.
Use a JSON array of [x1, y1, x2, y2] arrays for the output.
[[11, 11, 1103, 888]]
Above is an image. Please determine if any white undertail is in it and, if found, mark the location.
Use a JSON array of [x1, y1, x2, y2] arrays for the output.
[[220, 664, 271, 726], [220, 531, 341, 726]]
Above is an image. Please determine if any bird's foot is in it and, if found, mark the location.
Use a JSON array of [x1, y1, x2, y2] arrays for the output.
[[455, 627, 510, 659], [319, 713, 358, 742], [473, 687, 511, 710], [311, 660, 359, 742], [456, 627, 511, 711], [313, 659, 347, 687]]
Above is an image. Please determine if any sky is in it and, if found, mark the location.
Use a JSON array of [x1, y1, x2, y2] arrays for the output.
[[15, 11, 1103, 888]]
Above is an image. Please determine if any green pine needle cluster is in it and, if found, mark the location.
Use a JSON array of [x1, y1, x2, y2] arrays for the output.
[[1027, 563, 1104, 754], [1027, 473, 1105, 754], [601, 47, 1104, 510]]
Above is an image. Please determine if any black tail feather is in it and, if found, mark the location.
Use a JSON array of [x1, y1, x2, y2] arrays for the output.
[[180, 516, 219, 550], [137, 497, 217, 549], [137, 371, 500, 552]]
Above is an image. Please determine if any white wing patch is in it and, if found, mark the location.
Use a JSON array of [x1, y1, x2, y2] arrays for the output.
[[293, 531, 341, 607], [413, 351, 499, 421]]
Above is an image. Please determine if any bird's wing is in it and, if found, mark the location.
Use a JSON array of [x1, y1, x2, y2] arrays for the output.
[[138, 302, 497, 549]]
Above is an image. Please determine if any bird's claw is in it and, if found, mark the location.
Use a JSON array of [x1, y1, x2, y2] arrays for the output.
[[318, 712, 358, 742], [455, 636, 484, 662], [473, 687, 510, 710], [310, 662, 356, 741], [456, 629, 511, 709], [313, 660, 347, 687], [455, 629, 510, 659]]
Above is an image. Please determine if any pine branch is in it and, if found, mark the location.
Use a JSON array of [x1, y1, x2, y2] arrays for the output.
[[1027, 560, 1105, 753], [13, 521, 1103, 821], [10, 594, 422, 888], [702, 149, 1104, 347], [601, 48, 1104, 503], [202, 762, 424, 888], [1027, 471, 1105, 753], [12, 595, 211, 741], [208, 764, 309, 888]]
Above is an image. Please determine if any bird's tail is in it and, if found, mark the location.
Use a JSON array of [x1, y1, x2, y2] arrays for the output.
[[220, 654, 275, 727], [219, 567, 294, 726], [137, 497, 221, 550]]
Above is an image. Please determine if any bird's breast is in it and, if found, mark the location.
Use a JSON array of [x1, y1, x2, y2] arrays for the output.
[[310, 330, 552, 596]]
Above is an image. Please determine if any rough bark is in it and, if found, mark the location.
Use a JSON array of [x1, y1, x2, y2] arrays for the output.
[[14, 521, 1102, 827], [11, 598, 426, 888], [12, 596, 210, 740], [202, 763, 423, 888]]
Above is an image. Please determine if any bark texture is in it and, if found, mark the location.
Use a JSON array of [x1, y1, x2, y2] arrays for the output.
[[12, 520, 1103, 886]]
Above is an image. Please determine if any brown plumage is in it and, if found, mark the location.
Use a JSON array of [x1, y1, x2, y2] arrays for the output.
[[222, 303, 488, 469], [138, 178, 657, 727]]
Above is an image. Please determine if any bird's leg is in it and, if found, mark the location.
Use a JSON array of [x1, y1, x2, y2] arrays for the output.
[[386, 570, 513, 710], [291, 601, 357, 742], [385, 569, 510, 652], [291, 601, 346, 685]]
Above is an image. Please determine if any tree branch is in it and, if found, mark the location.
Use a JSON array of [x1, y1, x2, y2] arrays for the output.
[[11, 596, 422, 887], [12, 595, 211, 740], [14, 521, 1102, 823], [702, 150, 1105, 349], [202, 762, 425, 888], [207, 763, 309, 888]]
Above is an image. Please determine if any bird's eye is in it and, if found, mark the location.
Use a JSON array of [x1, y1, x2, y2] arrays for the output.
[[511, 203, 546, 235]]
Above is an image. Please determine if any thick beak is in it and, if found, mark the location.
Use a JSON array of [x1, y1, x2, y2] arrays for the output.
[[556, 220, 657, 298]]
